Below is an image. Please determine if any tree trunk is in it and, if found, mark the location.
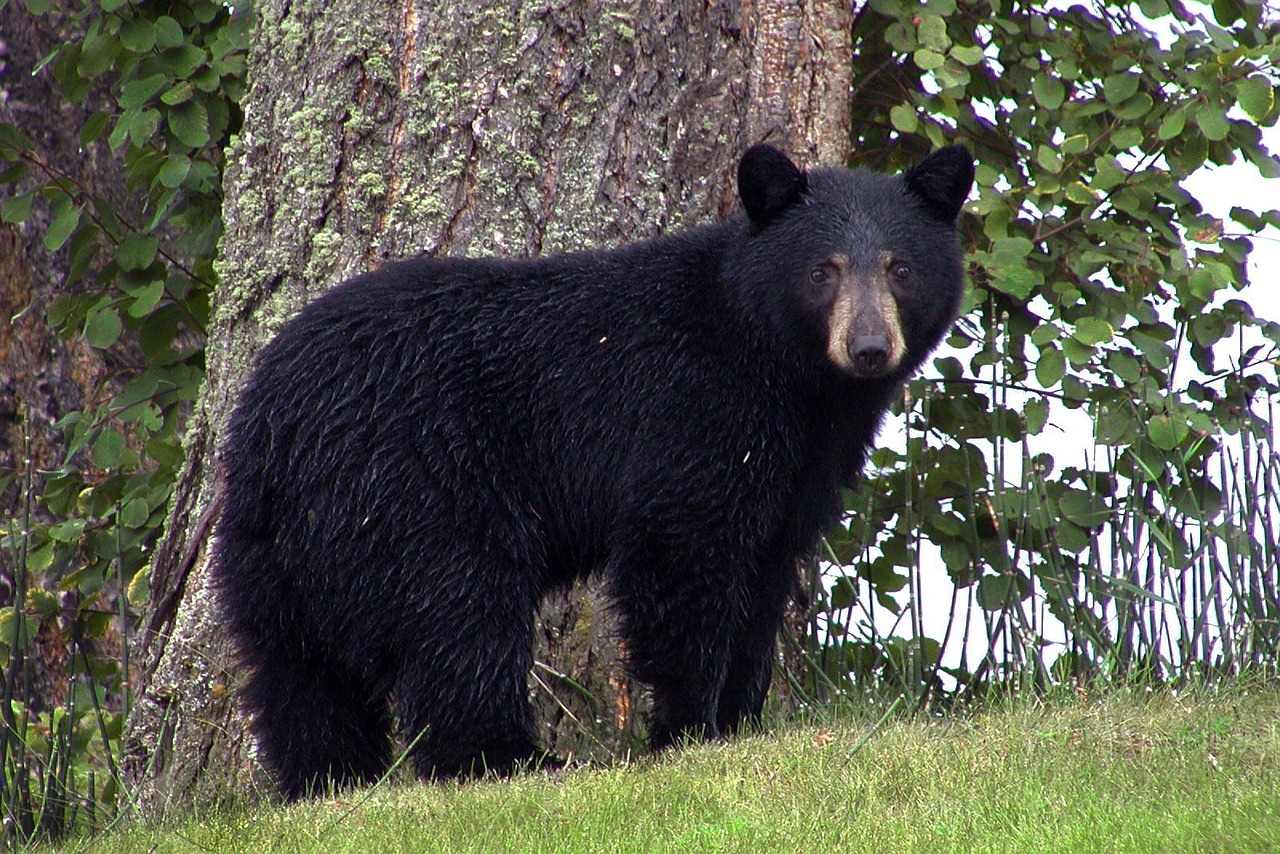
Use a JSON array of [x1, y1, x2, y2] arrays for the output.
[[123, 0, 850, 812]]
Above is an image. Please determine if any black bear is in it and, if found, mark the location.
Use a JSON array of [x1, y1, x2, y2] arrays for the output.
[[213, 143, 974, 800]]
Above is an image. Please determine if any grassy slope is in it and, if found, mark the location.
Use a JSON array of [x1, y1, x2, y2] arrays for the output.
[[44, 687, 1280, 853]]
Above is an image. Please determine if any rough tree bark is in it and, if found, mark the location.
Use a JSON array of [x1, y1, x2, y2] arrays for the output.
[[123, 0, 850, 812]]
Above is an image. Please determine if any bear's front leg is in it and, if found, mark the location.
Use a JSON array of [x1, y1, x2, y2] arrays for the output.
[[609, 540, 748, 750], [716, 558, 796, 735]]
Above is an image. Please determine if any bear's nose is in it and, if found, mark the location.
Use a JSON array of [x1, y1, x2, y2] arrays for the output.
[[849, 335, 889, 376]]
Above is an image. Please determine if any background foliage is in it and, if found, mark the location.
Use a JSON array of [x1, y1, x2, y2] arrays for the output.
[[1, 0, 248, 844], [813, 0, 1280, 704], [0, 0, 1277, 845]]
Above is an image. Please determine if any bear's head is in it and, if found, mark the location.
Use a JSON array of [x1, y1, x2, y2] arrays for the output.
[[734, 143, 974, 382]]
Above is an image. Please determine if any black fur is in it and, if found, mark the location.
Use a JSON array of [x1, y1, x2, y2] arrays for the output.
[[213, 145, 973, 800], [738, 143, 808, 223]]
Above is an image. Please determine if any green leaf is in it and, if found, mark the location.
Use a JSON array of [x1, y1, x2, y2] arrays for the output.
[[119, 73, 169, 109], [120, 18, 157, 53], [157, 154, 191, 188], [1103, 72, 1140, 104], [1062, 336, 1095, 366], [1060, 133, 1088, 155], [77, 32, 119, 78], [992, 236, 1033, 260], [1114, 92, 1154, 120], [80, 111, 111, 146], [992, 266, 1039, 300], [153, 15, 185, 49], [167, 100, 209, 147], [890, 103, 919, 134], [913, 48, 945, 71], [1036, 145, 1062, 173], [47, 293, 86, 332], [128, 567, 150, 607], [1108, 349, 1142, 384], [1072, 317, 1114, 346], [1236, 75, 1274, 122], [85, 306, 123, 349], [1128, 329, 1174, 370], [1095, 402, 1136, 445], [1058, 489, 1109, 528], [28, 588, 60, 619], [49, 518, 86, 543], [116, 233, 158, 270], [0, 121, 34, 153], [67, 220, 101, 285], [1032, 75, 1065, 110], [830, 576, 857, 609], [1065, 181, 1097, 205], [1147, 414, 1189, 451], [976, 574, 1018, 611], [1030, 324, 1058, 347], [1194, 103, 1230, 141], [161, 82, 195, 106], [1185, 266, 1221, 303], [1158, 108, 1186, 141], [44, 202, 80, 251], [108, 114, 129, 149], [1212, 0, 1245, 25], [918, 16, 950, 52], [161, 45, 206, 79], [128, 108, 162, 145], [145, 187, 179, 231], [127, 280, 166, 317], [949, 44, 984, 67], [1023, 398, 1049, 434], [1036, 345, 1065, 387], [1, 191, 33, 224], [119, 498, 150, 528], [1112, 126, 1143, 151], [92, 428, 125, 469], [191, 65, 222, 93], [1190, 312, 1227, 348], [146, 436, 185, 468], [0, 161, 27, 184], [986, 236, 1040, 298], [25, 543, 54, 573]]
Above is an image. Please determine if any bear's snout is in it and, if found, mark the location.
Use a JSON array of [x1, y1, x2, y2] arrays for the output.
[[822, 255, 907, 379], [849, 335, 890, 377]]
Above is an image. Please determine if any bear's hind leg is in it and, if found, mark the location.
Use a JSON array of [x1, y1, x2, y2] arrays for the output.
[[394, 591, 546, 780], [240, 641, 393, 800]]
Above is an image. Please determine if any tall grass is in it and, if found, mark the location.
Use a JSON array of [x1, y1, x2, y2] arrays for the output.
[[28, 685, 1280, 853], [2, 419, 129, 848]]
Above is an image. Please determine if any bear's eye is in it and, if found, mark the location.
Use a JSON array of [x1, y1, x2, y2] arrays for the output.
[[805, 264, 839, 306], [891, 262, 911, 281]]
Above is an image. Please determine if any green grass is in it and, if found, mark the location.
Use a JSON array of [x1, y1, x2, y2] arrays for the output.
[[37, 687, 1280, 853]]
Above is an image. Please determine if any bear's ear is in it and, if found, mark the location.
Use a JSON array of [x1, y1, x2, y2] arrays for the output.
[[902, 144, 974, 222], [738, 144, 808, 225]]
